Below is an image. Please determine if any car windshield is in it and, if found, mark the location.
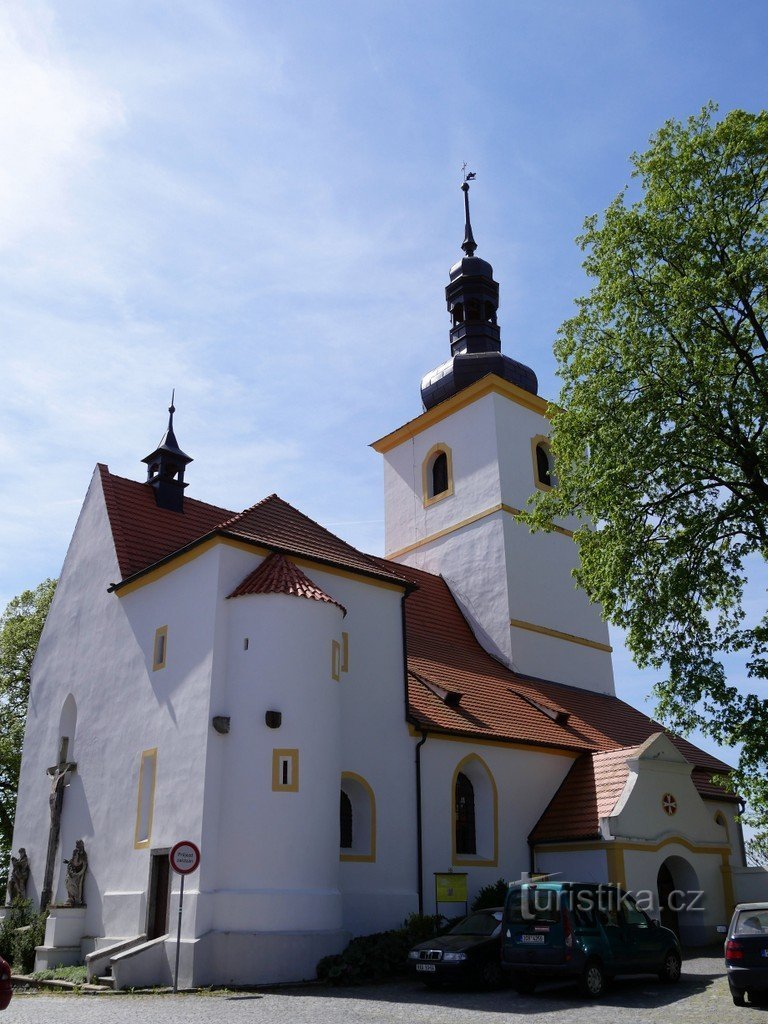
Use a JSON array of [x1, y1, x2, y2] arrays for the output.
[[449, 911, 502, 936], [734, 909, 768, 936], [506, 886, 561, 924]]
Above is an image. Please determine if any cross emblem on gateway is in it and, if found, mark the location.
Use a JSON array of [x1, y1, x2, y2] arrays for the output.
[[662, 793, 678, 816]]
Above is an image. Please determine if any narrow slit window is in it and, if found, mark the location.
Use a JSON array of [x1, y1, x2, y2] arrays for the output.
[[331, 640, 341, 681], [134, 748, 157, 848], [341, 632, 349, 674], [153, 626, 168, 671], [272, 749, 299, 792], [455, 771, 477, 855]]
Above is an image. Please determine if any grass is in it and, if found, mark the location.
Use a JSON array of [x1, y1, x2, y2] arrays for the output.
[[31, 965, 87, 984]]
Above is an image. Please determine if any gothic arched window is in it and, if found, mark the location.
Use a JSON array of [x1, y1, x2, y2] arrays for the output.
[[455, 772, 476, 856]]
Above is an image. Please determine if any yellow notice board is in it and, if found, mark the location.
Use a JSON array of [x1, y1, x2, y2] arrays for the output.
[[434, 872, 468, 903]]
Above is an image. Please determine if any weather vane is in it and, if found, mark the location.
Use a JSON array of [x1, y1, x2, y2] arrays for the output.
[[460, 166, 477, 256]]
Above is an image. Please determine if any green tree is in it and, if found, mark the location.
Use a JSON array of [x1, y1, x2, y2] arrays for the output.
[[0, 579, 56, 861], [524, 105, 768, 837]]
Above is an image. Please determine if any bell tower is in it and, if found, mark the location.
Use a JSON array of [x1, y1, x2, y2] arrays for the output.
[[373, 177, 615, 695], [142, 394, 192, 513]]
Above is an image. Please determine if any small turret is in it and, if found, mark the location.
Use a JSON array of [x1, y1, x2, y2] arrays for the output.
[[142, 393, 192, 513]]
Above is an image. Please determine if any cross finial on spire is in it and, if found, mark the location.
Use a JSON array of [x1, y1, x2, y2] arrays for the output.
[[460, 166, 477, 257]]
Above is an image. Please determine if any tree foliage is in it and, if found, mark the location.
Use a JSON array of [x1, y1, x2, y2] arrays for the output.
[[524, 106, 768, 834], [0, 579, 56, 859]]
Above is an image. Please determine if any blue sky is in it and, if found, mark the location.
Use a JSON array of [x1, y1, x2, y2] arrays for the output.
[[2, 0, 767, 785]]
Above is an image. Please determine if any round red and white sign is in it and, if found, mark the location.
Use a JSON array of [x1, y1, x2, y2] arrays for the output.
[[169, 840, 201, 875]]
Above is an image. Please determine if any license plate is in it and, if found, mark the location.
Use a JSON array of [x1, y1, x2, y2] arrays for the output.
[[520, 934, 546, 944], [416, 963, 436, 972]]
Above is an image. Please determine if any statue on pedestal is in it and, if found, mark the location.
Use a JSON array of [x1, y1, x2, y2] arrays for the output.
[[64, 840, 87, 907], [8, 848, 29, 903]]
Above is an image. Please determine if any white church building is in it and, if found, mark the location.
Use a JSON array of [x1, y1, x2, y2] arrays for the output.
[[11, 184, 765, 988]]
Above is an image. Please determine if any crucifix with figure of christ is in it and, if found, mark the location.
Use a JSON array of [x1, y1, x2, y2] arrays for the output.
[[40, 737, 77, 910]]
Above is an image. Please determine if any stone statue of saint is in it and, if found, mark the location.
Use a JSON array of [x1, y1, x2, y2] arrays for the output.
[[64, 840, 87, 907], [8, 848, 29, 903]]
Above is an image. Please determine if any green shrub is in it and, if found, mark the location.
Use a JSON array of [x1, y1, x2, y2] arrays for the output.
[[470, 878, 508, 911], [32, 965, 87, 984], [317, 913, 443, 986], [0, 899, 48, 974]]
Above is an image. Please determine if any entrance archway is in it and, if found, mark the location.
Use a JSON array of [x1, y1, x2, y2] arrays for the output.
[[657, 856, 702, 945]]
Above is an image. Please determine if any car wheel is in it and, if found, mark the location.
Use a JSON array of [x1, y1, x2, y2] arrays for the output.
[[731, 989, 745, 1006], [481, 960, 505, 989], [748, 989, 768, 1007], [513, 973, 536, 995], [658, 949, 681, 984], [579, 959, 606, 999]]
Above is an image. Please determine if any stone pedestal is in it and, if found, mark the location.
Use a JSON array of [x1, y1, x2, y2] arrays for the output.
[[34, 906, 86, 971]]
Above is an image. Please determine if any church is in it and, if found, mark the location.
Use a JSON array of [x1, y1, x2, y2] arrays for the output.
[[9, 182, 766, 988]]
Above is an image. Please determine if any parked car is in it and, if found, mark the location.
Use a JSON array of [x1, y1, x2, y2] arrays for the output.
[[501, 881, 681, 998], [724, 902, 768, 1006], [407, 908, 506, 988], [0, 955, 11, 1010]]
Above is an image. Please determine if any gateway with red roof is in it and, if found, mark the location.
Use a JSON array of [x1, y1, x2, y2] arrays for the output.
[[11, 184, 763, 989]]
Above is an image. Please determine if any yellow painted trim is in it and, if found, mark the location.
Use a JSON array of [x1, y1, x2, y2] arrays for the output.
[[116, 535, 406, 598], [451, 753, 499, 868], [331, 640, 341, 681], [341, 632, 349, 674], [387, 502, 573, 560], [152, 626, 168, 671], [531, 434, 556, 492], [340, 771, 377, 863], [534, 837, 731, 856], [134, 748, 158, 849], [407, 724, 578, 759], [272, 749, 299, 792], [422, 443, 455, 508], [606, 843, 626, 888], [371, 375, 554, 454], [509, 618, 613, 654]]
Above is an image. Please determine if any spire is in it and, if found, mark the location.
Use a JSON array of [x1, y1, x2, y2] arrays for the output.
[[142, 392, 193, 513], [461, 168, 477, 257], [419, 174, 538, 410]]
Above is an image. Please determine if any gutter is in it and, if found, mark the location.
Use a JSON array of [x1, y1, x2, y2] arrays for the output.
[[415, 729, 428, 915]]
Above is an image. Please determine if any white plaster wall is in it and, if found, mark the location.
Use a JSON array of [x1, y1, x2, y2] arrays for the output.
[[383, 395, 501, 557], [382, 389, 614, 695], [732, 866, 768, 903], [418, 738, 575, 914], [534, 848, 609, 883], [202, 584, 344, 933], [623, 844, 728, 941], [13, 468, 218, 944]]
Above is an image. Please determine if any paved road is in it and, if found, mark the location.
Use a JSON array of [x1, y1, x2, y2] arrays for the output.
[[7, 951, 766, 1023]]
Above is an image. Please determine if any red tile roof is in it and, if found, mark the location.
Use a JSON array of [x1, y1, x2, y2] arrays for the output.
[[227, 551, 347, 615], [529, 747, 638, 843], [99, 467, 405, 589], [373, 558, 733, 788], [219, 495, 403, 584], [97, 464, 734, 792], [99, 465, 233, 580]]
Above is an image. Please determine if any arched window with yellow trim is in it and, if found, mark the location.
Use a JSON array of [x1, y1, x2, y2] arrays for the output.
[[451, 754, 498, 867], [422, 444, 454, 506]]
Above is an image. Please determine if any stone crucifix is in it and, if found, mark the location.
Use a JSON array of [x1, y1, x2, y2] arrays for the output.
[[40, 737, 77, 910]]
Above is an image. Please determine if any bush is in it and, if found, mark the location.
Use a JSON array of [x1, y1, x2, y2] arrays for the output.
[[470, 878, 508, 911], [317, 913, 443, 986], [0, 899, 48, 974]]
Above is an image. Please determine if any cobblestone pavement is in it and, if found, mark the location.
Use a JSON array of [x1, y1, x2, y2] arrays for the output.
[[8, 951, 768, 1023]]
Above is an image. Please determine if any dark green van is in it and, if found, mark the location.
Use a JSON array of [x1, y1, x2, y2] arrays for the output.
[[501, 881, 681, 998]]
